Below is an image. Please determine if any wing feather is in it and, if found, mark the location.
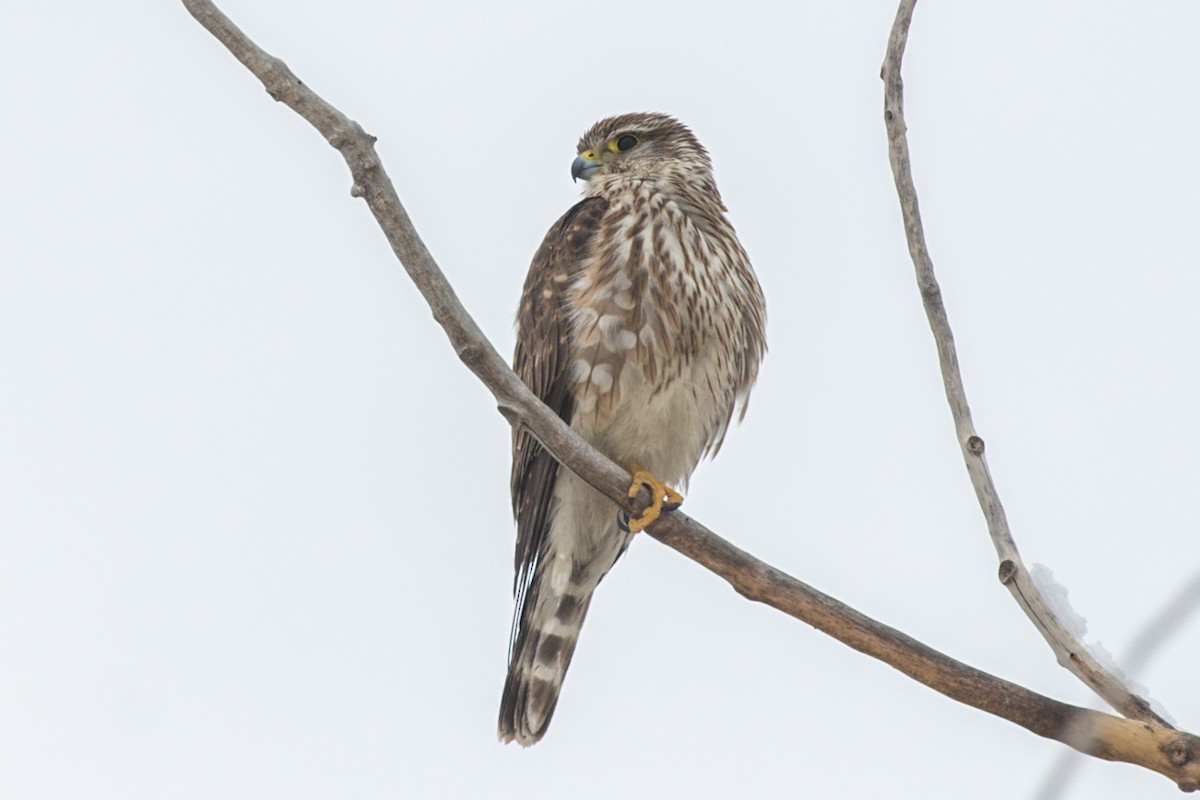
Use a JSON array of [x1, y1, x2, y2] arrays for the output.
[[510, 196, 607, 617]]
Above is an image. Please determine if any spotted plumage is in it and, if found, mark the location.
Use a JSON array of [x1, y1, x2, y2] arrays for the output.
[[500, 113, 766, 745]]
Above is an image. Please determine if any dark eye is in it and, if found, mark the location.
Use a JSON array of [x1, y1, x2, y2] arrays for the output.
[[616, 134, 638, 152]]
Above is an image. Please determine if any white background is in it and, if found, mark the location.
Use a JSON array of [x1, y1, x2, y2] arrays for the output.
[[2, 2, 1198, 798]]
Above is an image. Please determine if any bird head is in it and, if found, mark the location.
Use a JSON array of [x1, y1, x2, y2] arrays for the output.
[[571, 112, 714, 186]]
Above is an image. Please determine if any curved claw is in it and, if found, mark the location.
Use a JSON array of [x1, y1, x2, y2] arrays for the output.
[[625, 470, 684, 533]]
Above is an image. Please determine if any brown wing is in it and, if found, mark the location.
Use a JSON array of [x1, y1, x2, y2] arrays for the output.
[[510, 197, 607, 597]]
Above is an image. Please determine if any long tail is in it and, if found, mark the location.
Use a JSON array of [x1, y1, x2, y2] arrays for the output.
[[498, 556, 595, 746]]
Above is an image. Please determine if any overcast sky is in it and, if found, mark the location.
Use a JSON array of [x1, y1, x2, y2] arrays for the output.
[[2, 1, 1199, 798]]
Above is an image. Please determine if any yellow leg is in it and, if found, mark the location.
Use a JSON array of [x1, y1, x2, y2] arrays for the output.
[[625, 469, 684, 533]]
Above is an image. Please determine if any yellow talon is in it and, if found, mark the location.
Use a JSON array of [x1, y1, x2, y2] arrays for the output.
[[625, 470, 684, 533]]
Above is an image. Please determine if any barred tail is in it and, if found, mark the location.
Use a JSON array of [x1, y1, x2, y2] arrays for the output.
[[498, 565, 594, 746]]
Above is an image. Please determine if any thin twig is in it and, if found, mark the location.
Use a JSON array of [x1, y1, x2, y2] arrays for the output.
[[182, 0, 1200, 789], [880, 0, 1170, 728]]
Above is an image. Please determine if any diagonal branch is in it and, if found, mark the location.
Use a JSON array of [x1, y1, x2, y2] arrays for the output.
[[182, 0, 1199, 789], [881, 0, 1170, 728]]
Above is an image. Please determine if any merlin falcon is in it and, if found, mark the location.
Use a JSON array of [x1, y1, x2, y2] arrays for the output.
[[500, 113, 766, 745]]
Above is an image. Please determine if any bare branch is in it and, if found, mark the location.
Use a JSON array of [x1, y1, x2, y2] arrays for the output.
[[183, 0, 1200, 789], [880, 0, 1171, 729]]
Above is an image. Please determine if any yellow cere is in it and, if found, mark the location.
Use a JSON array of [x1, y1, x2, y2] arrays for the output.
[[581, 149, 597, 160]]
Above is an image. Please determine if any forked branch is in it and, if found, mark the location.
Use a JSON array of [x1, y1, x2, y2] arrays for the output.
[[182, 0, 1200, 789]]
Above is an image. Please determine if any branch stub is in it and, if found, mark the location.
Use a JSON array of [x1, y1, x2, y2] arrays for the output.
[[1166, 738, 1196, 767]]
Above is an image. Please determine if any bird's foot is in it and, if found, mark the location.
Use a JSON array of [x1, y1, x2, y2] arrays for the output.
[[624, 470, 684, 533]]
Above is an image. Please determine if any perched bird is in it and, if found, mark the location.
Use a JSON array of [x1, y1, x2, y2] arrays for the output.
[[500, 113, 766, 745]]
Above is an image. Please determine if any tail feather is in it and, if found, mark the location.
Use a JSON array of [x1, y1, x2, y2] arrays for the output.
[[498, 573, 594, 746]]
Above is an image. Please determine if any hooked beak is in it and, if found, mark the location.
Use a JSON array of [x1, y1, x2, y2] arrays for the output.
[[571, 153, 602, 183]]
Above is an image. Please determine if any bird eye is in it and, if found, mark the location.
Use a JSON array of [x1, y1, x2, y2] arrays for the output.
[[615, 134, 638, 152]]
